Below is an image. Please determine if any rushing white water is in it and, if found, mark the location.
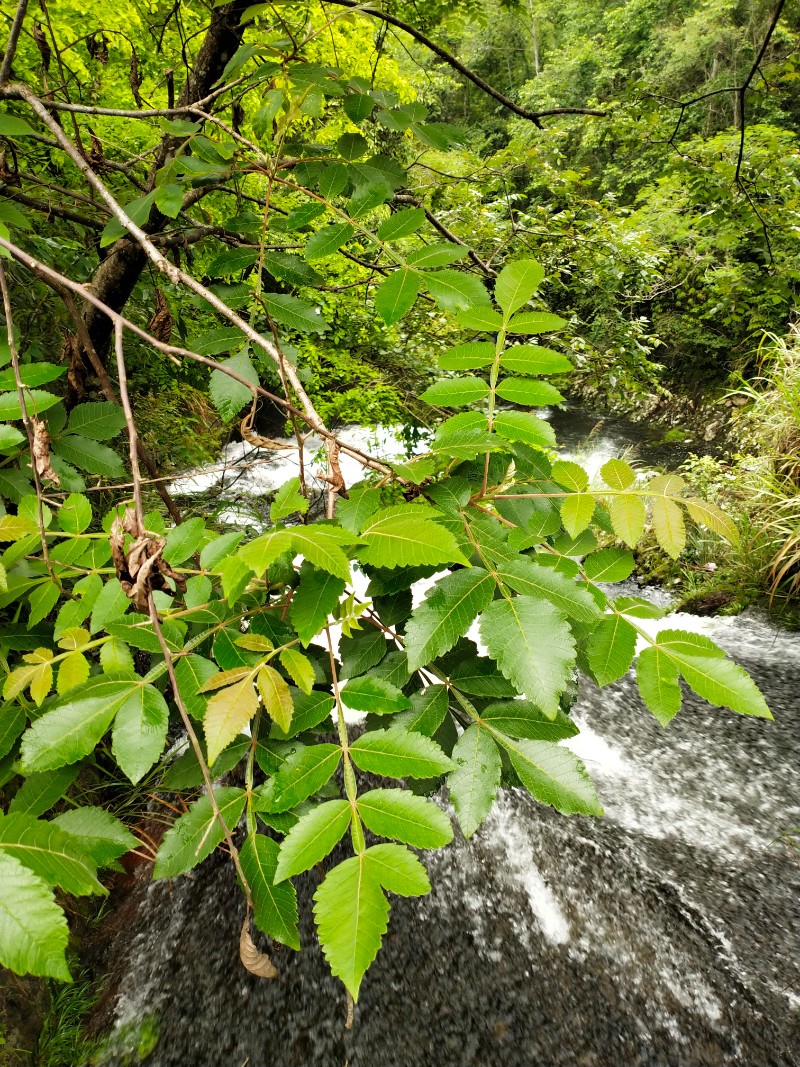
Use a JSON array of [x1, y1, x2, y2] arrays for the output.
[[97, 415, 800, 1067]]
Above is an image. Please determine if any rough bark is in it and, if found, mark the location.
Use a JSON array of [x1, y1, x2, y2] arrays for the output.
[[83, 0, 250, 358]]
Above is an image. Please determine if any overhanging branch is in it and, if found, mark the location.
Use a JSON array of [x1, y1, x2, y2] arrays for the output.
[[320, 0, 606, 128]]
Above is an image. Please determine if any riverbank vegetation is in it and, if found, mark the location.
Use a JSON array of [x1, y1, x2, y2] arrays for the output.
[[0, 0, 795, 1060]]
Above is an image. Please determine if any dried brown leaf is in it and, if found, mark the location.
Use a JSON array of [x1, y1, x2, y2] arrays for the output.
[[31, 417, 60, 487], [239, 916, 277, 979], [110, 509, 185, 612]]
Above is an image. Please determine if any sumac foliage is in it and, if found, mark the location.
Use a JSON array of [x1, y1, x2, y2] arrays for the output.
[[0, 0, 770, 1010]]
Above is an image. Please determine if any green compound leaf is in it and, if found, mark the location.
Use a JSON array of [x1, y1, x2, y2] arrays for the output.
[[494, 733, 603, 815], [636, 645, 682, 726], [405, 568, 495, 673], [0, 812, 104, 897], [494, 259, 545, 316], [585, 615, 638, 686], [313, 851, 389, 1001], [420, 376, 490, 408], [0, 853, 71, 981], [479, 596, 576, 718], [239, 834, 300, 950], [349, 727, 455, 778], [357, 508, 468, 570], [357, 788, 453, 848], [375, 268, 421, 326], [448, 724, 501, 838], [20, 677, 141, 774], [111, 683, 170, 784], [340, 676, 411, 714], [153, 788, 247, 880], [274, 799, 351, 882], [652, 631, 771, 719]]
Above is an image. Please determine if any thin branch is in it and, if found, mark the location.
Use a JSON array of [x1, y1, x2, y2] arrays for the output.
[[0, 72, 249, 117], [107, 282, 263, 961], [0, 0, 29, 85], [319, 0, 606, 128], [734, 0, 786, 185], [6, 82, 338, 459], [0, 184, 104, 229], [0, 233, 399, 482]]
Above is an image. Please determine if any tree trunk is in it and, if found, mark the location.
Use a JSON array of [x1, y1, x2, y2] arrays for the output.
[[83, 0, 250, 359]]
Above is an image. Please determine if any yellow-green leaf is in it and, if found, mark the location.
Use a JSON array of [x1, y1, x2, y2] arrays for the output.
[[560, 494, 594, 538], [609, 493, 646, 548], [279, 649, 315, 695], [257, 664, 293, 733], [57, 652, 90, 696], [651, 496, 686, 558], [204, 678, 258, 766]]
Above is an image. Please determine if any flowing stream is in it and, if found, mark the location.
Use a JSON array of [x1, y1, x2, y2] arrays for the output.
[[96, 409, 800, 1067]]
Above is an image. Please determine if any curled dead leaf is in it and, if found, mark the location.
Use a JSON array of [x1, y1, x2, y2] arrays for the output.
[[63, 333, 86, 401], [129, 47, 143, 108], [240, 403, 294, 451], [147, 289, 172, 344], [110, 508, 186, 612], [239, 915, 277, 979], [31, 417, 60, 487], [32, 23, 52, 71]]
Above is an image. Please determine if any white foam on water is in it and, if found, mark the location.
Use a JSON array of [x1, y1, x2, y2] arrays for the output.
[[169, 424, 423, 501], [561, 710, 768, 858], [484, 799, 571, 946]]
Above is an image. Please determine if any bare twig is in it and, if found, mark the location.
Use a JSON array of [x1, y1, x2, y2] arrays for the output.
[[0, 0, 29, 85], [319, 0, 606, 128], [108, 293, 267, 973], [0, 234, 400, 482]]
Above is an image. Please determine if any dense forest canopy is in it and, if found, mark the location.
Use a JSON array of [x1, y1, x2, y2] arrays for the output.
[[0, 0, 794, 1035]]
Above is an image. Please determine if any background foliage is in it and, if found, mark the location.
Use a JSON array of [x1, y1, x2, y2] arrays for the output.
[[0, 0, 789, 1032]]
